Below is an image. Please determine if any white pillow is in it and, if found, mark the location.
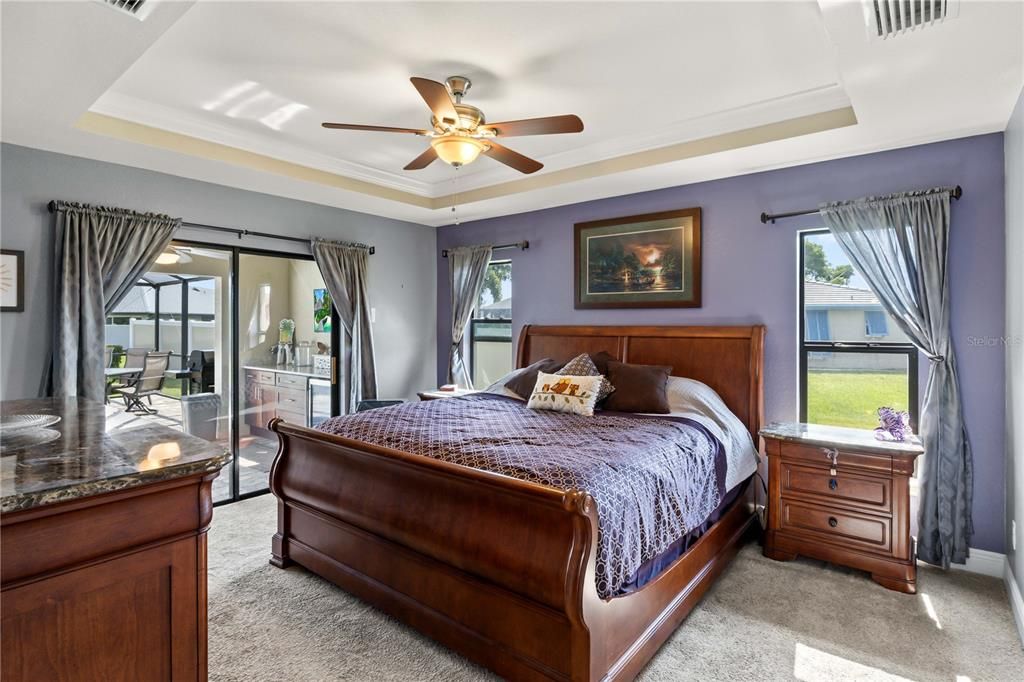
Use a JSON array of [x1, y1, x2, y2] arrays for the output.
[[526, 372, 602, 416], [664, 376, 760, 489]]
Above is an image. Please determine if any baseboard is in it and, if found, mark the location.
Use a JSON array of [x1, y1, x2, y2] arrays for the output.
[[947, 547, 1006, 578], [1006, 560, 1024, 649]]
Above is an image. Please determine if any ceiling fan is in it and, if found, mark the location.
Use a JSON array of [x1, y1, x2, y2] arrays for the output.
[[321, 76, 584, 174]]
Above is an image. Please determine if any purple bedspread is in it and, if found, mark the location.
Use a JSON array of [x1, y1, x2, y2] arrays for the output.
[[316, 394, 725, 599]]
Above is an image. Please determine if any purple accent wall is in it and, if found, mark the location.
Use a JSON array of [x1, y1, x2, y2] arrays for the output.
[[437, 133, 1007, 553]]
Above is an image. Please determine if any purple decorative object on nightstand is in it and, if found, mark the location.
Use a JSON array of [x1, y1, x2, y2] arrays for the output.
[[875, 406, 912, 442]]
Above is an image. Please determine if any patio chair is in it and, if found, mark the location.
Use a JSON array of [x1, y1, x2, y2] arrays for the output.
[[106, 347, 151, 404], [117, 352, 171, 414]]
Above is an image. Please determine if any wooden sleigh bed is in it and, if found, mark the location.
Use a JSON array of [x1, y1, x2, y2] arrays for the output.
[[269, 324, 765, 681]]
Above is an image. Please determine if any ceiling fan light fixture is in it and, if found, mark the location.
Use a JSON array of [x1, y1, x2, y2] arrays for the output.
[[430, 135, 488, 167], [155, 251, 180, 265]]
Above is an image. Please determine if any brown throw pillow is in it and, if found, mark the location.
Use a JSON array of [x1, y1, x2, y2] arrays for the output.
[[590, 350, 616, 376], [602, 361, 672, 413], [506, 358, 566, 399]]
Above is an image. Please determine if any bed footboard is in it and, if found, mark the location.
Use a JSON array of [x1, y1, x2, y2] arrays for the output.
[[269, 418, 600, 680], [268, 418, 755, 681]]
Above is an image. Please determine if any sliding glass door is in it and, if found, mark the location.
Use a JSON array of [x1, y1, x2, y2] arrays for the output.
[[104, 241, 237, 502], [104, 239, 340, 505]]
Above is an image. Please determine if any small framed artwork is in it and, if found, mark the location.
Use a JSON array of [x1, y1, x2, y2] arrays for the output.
[[0, 249, 24, 313], [574, 208, 701, 309], [313, 288, 332, 333]]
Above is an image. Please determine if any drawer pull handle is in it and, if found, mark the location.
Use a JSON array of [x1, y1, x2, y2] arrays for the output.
[[828, 517, 838, 528], [829, 478, 838, 490]]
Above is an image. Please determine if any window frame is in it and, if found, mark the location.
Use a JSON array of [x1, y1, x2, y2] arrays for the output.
[[798, 229, 919, 429], [469, 259, 512, 386]]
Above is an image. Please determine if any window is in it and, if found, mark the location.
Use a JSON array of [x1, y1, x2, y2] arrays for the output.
[[470, 260, 512, 387], [805, 310, 830, 341], [864, 310, 888, 337], [800, 231, 918, 430]]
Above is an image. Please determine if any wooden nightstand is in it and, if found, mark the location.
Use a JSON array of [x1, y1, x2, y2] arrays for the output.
[[417, 388, 481, 401], [760, 422, 923, 593]]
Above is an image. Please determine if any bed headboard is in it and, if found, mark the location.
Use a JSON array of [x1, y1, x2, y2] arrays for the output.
[[516, 325, 765, 439]]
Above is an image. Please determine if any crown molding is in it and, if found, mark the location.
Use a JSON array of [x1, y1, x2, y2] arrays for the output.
[[90, 92, 435, 197], [74, 111, 434, 208], [452, 83, 852, 191], [436, 105, 858, 208]]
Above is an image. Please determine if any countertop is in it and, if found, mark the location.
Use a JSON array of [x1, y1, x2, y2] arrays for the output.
[[1, 398, 231, 513], [243, 359, 329, 379], [760, 421, 924, 456]]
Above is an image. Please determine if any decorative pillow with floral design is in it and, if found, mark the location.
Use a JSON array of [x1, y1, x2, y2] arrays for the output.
[[556, 353, 615, 402], [526, 371, 603, 416]]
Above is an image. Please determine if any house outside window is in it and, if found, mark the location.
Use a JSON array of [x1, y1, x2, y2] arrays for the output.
[[470, 260, 512, 387], [800, 231, 918, 430]]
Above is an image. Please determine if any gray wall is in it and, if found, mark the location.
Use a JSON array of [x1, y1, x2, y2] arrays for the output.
[[0, 143, 436, 402], [1006, 86, 1024, 598]]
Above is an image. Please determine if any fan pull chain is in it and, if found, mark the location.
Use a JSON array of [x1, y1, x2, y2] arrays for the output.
[[451, 166, 460, 226]]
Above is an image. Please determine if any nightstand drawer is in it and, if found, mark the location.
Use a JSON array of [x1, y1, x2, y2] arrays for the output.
[[780, 499, 891, 554], [777, 440, 892, 476], [782, 463, 891, 512]]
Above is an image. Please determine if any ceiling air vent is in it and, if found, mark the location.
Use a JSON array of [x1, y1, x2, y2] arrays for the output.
[[94, 0, 154, 20], [864, 0, 959, 40]]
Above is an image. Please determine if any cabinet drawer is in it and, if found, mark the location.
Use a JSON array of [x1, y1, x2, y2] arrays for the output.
[[275, 387, 306, 413], [781, 462, 891, 512], [275, 373, 307, 390], [778, 440, 891, 476], [245, 370, 276, 385], [276, 409, 307, 426], [780, 499, 891, 554]]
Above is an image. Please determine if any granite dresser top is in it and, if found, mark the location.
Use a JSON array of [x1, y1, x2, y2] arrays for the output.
[[760, 421, 924, 456], [1, 398, 231, 513]]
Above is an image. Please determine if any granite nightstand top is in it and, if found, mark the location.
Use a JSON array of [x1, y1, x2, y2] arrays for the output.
[[760, 421, 924, 456], [1, 398, 230, 513]]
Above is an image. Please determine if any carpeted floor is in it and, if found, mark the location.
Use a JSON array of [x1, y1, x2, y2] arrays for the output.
[[208, 494, 1024, 681]]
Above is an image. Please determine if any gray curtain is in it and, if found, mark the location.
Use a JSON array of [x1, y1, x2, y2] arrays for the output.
[[820, 188, 972, 568], [312, 239, 377, 412], [447, 245, 493, 387], [50, 201, 179, 401]]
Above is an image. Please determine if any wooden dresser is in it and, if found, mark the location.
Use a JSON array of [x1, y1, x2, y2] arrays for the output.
[[1, 398, 230, 681], [761, 422, 923, 593]]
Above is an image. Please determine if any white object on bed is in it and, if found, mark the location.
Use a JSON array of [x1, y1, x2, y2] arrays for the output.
[[644, 376, 760, 492]]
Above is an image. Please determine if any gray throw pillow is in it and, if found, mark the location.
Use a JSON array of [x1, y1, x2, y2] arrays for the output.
[[557, 353, 615, 402]]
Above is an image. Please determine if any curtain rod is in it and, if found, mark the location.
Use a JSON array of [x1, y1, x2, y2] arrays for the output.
[[46, 201, 375, 254], [759, 185, 963, 224], [441, 240, 529, 258]]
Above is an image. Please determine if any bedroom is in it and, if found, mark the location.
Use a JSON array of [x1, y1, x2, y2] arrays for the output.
[[0, 1, 1021, 680]]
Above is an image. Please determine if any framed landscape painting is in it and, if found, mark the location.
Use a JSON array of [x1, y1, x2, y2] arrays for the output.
[[574, 208, 701, 309], [313, 288, 332, 333]]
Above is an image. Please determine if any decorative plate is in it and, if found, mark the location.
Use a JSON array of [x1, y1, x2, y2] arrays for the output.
[[0, 413, 62, 434], [0, 427, 62, 454]]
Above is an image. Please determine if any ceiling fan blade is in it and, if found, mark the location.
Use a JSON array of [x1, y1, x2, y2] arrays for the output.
[[482, 141, 543, 174], [481, 115, 584, 137], [321, 122, 430, 134], [403, 146, 438, 170], [410, 77, 460, 128]]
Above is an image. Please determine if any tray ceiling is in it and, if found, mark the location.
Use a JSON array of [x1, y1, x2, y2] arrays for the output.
[[2, 1, 1021, 226]]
